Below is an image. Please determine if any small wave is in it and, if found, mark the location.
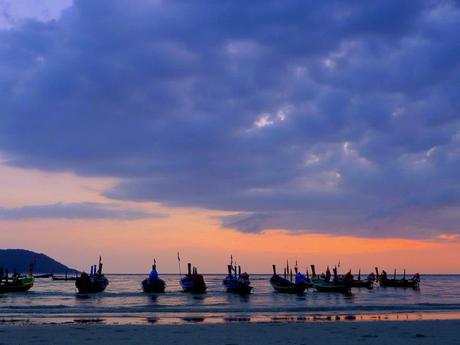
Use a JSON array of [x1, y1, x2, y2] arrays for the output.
[[2, 303, 460, 316], [0, 304, 69, 310]]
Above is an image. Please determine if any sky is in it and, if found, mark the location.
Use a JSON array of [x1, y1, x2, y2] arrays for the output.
[[0, 0, 459, 273]]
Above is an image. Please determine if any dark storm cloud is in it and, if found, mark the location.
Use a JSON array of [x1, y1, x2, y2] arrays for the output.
[[0, 0, 459, 238], [0, 202, 167, 220]]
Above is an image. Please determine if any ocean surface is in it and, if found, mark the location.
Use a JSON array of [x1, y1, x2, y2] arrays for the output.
[[1, 274, 460, 325]]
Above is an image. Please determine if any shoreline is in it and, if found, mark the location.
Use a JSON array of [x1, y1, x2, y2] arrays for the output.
[[1, 319, 460, 344], [1, 310, 460, 326]]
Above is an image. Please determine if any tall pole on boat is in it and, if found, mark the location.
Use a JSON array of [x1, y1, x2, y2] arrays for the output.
[[286, 260, 289, 280], [177, 252, 182, 276], [311, 265, 316, 278], [98, 256, 103, 276]]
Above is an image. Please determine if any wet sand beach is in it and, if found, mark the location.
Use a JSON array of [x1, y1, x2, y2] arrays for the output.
[[2, 320, 460, 345]]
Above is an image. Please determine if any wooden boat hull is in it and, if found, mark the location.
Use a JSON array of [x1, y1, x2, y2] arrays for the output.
[[379, 279, 419, 288], [270, 276, 306, 294], [313, 280, 350, 293], [75, 276, 109, 293], [142, 278, 166, 293], [223, 277, 253, 294], [0, 276, 34, 293], [180, 277, 207, 293], [34, 273, 53, 279], [271, 284, 306, 294], [350, 280, 373, 289], [304, 280, 314, 289], [52, 276, 77, 281]]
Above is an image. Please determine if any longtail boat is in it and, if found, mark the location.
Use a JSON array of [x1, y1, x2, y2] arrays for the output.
[[311, 265, 351, 293], [52, 272, 78, 281], [376, 268, 420, 289], [34, 273, 53, 279], [222, 258, 252, 294], [270, 263, 306, 294], [142, 260, 166, 293], [180, 263, 207, 293], [75, 257, 109, 293], [350, 270, 374, 289], [0, 266, 34, 293]]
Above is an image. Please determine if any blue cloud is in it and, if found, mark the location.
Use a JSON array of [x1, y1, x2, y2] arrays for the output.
[[0, 0, 459, 238], [0, 202, 167, 220]]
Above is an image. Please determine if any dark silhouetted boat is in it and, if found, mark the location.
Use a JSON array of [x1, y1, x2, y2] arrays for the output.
[[75, 257, 109, 293], [142, 260, 166, 293], [180, 263, 207, 293], [222, 258, 252, 294], [33, 273, 53, 279], [311, 265, 351, 293], [270, 262, 306, 294], [376, 268, 420, 289], [350, 269, 374, 289], [0, 266, 34, 293], [52, 272, 78, 281]]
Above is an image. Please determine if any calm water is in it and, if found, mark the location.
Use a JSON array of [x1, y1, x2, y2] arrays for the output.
[[1, 274, 460, 324]]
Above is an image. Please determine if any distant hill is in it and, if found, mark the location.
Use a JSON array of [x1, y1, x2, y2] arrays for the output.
[[0, 249, 78, 274]]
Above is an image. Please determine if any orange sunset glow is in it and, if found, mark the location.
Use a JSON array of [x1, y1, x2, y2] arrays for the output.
[[1, 161, 458, 273]]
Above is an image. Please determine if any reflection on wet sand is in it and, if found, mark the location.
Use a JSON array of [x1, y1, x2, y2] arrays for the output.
[[182, 316, 205, 323]]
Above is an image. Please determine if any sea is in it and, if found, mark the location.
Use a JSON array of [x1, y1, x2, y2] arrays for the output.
[[1, 274, 460, 325]]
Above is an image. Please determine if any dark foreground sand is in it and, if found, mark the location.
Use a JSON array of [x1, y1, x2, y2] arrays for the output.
[[2, 320, 460, 345]]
